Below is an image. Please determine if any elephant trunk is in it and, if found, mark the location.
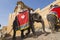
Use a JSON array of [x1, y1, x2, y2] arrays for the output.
[[40, 19, 46, 33]]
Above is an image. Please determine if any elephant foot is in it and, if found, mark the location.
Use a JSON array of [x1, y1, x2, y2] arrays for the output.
[[25, 33, 30, 38], [43, 30, 47, 34], [44, 32, 50, 36], [51, 30, 56, 33], [44, 31, 47, 33], [21, 35, 26, 39], [32, 34, 38, 38], [12, 37, 16, 40]]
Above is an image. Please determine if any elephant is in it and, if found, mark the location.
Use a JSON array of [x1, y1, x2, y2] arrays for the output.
[[47, 12, 59, 33], [12, 12, 46, 40]]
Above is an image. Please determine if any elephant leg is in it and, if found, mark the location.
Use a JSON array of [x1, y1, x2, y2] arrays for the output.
[[25, 27, 30, 36], [50, 22, 55, 33], [26, 22, 37, 37], [12, 29, 16, 40], [26, 23, 36, 35], [30, 23, 36, 35], [30, 24, 38, 37], [55, 24, 59, 32], [21, 30, 25, 39]]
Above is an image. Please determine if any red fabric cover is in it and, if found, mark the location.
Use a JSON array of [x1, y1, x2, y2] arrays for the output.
[[51, 7, 60, 18], [17, 10, 29, 26]]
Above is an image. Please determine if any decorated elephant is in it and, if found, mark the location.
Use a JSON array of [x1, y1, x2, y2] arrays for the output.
[[47, 5, 60, 33], [13, 11, 46, 39], [12, 1, 46, 40]]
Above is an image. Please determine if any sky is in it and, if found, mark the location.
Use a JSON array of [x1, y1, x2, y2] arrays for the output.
[[0, 0, 55, 28]]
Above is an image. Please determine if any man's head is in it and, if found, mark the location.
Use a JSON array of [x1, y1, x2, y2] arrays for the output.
[[14, 1, 33, 12], [14, 1, 26, 12], [17, 1, 25, 9], [50, 5, 53, 9]]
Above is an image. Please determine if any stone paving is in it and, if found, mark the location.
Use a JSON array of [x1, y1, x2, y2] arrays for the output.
[[5, 32, 60, 40], [24, 32, 60, 40], [1, 27, 60, 40]]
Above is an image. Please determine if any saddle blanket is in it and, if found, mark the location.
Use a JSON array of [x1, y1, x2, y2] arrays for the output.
[[16, 10, 29, 30]]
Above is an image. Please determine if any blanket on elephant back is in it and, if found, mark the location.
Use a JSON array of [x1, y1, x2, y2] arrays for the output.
[[51, 7, 60, 18], [16, 10, 29, 30]]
